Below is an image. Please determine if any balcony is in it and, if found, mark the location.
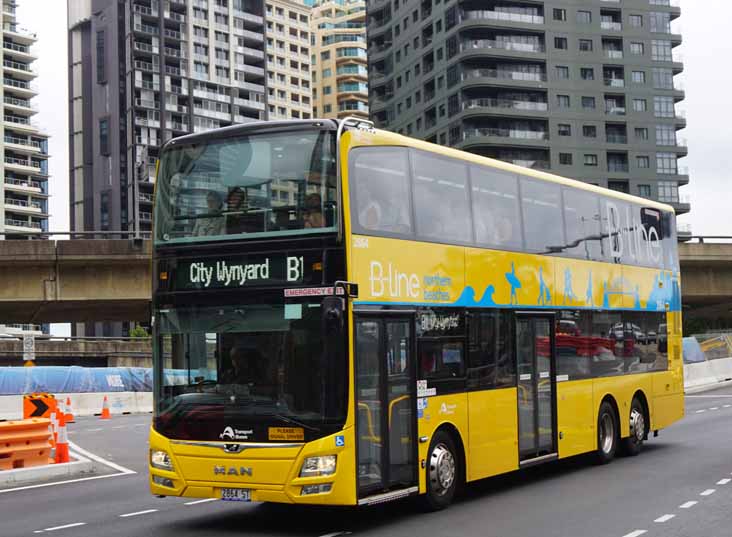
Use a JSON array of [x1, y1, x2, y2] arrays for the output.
[[4, 218, 41, 230], [460, 10, 544, 25], [462, 98, 548, 113], [2, 23, 35, 42], [3, 40, 35, 58], [3, 95, 36, 111], [132, 4, 158, 17], [606, 133, 627, 144], [4, 134, 41, 150], [463, 127, 549, 142], [604, 78, 625, 88], [462, 68, 547, 83], [607, 162, 629, 173], [4, 197, 42, 212], [604, 49, 623, 59], [4, 177, 43, 191], [461, 38, 544, 54], [601, 21, 622, 31]]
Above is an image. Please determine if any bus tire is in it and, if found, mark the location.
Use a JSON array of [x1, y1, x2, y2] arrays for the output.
[[595, 401, 618, 465], [621, 398, 646, 456], [422, 430, 459, 511]]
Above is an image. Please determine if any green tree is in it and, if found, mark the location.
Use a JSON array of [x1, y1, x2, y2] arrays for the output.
[[129, 325, 150, 338]]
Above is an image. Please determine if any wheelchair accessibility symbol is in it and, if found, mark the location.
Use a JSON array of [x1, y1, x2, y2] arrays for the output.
[[335, 435, 345, 447]]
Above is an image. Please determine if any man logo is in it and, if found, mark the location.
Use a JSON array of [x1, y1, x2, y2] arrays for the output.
[[214, 465, 253, 477], [220, 426, 235, 440]]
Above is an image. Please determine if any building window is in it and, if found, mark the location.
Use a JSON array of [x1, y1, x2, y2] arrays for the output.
[[629, 14, 643, 27], [322, 68, 331, 77], [557, 95, 570, 108], [321, 50, 330, 60], [556, 65, 570, 79], [635, 127, 649, 140], [96, 30, 106, 84], [576, 10, 592, 24], [652, 67, 674, 89], [632, 71, 646, 84], [559, 153, 573, 165], [638, 184, 651, 198], [650, 12, 671, 33], [652, 40, 673, 61], [583, 125, 597, 138], [323, 104, 332, 113], [636, 156, 650, 168], [553, 8, 566, 21], [323, 85, 331, 95], [558, 123, 571, 136], [554, 37, 568, 50], [656, 152, 677, 174], [656, 124, 676, 145], [584, 154, 598, 166], [608, 181, 629, 194], [580, 67, 594, 80], [658, 181, 678, 202], [653, 96, 675, 117], [633, 98, 647, 112], [582, 96, 596, 109], [99, 118, 110, 156], [579, 39, 593, 52], [630, 42, 645, 55]]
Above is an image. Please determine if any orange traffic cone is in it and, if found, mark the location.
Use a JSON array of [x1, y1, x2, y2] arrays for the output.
[[54, 411, 70, 464], [100, 395, 111, 420], [49, 409, 58, 449], [64, 397, 75, 423]]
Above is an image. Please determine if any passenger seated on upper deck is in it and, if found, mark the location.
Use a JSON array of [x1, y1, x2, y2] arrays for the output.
[[303, 193, 325, 229], [191, 191, 225, 237]]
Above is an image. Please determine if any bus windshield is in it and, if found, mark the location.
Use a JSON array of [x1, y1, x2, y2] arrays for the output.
[[154, 128, 337, 244], [153, 299, 347, 442]]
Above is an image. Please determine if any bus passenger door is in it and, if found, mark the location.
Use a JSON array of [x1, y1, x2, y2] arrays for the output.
[[516, 315, 558, 463], [354, 316, 417, 498]]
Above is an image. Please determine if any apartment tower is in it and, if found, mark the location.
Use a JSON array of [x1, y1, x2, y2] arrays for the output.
[[265, 0, 313, 119], [310, 0, 368, 119], [367, 0, 688, 215], [1, 1, 50, 336]]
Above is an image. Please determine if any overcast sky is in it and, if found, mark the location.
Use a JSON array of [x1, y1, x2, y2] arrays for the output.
[[17, 0, 732, 237]]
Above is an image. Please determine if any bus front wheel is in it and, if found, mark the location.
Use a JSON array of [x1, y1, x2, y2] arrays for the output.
[[621, 398, 646, 456], [422, 431, 459, 511], [595, 401, 618, 464]]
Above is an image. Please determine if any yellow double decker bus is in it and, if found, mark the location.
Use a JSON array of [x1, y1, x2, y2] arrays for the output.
[[149, 118, 683, 510]]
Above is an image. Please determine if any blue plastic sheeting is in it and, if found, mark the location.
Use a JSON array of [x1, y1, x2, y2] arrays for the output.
[[682, 337, 706, 364], [0, 366, 155, 395]]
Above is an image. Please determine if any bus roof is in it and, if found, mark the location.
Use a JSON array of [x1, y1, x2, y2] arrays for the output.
[[349, 125, 676, 215]]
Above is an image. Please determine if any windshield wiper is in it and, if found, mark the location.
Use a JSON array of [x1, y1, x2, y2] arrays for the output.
[[268, 413, 321, 432]]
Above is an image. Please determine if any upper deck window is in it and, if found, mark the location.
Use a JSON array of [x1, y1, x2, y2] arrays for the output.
[[154, 129, 336, 244]]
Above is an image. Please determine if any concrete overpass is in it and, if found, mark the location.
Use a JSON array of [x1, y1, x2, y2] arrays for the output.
[[0, 239, 150, 323], [0, 238, 729, 324], [0, 337, 151, 367]]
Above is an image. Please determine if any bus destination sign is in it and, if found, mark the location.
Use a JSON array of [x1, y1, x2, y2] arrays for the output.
[[175, 252, 321, 290]]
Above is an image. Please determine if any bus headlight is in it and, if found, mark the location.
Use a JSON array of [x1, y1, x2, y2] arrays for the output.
[[299, 455, 336, 477], [150, 450, 173, 471]]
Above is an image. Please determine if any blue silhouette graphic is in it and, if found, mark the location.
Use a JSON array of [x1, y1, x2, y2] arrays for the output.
[[537, 267, 551, 306], [505, 263, 521, 305], [646, 272, 681, 312], [586, 271, 594, 306], [563, 268, 576, 305], [602, 281, 610, 309], [634, 285, 641, 309], [453, 284, 498, 307]]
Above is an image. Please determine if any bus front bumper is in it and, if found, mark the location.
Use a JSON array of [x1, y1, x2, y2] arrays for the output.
[[148, 427, 356, 506]]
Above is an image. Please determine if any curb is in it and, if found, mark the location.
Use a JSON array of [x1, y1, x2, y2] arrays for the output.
[[0, 455, 95, 489], [685, 379, 732, 395]]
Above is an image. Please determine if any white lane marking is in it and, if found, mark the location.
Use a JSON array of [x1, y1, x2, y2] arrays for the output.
[[717, 478, 731, 485], [700, 489, 716, 496], [85, 428, 103, 432], [695, 409, 706, 413], [318, 533, 352, 537], [724, 405, 731, 408], [119, 509, 158, 518], [621, 531, 647, 537], [67, 440, 136, 474], [679, 501, 698, 509], [0, 472, 131, 494], [134, 423, 148, 427], [654, 514, 676, 523], [112, 426, 126, 429], [42, 522, 87, 532], [710, 407, 720, 410], [184, 498, 219, 506], [686, 395, 732, 398]]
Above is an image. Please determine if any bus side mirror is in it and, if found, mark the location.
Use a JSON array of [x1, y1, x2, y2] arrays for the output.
[[322, 296, 344, 333]]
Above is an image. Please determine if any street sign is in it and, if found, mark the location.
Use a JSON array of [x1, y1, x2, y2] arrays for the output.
[[22, 335, 35, 361]]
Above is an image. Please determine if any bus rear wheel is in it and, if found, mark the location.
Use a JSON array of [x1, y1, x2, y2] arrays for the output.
[[422, 431, 459, 511], [595, 401, 618, 464], [621, 398, 646, 456]]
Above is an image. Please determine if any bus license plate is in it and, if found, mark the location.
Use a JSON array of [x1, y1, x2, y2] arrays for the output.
[[220, 488, 251, 502]]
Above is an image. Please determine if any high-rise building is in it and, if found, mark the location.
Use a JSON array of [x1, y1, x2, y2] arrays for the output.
[[310, 0, 368, 119], [0, 2, 50, 336], [68, 0, 267, 242], [265, 0, 313, 120], [367, 0, 689, 215], [68, 0, 267, 336]]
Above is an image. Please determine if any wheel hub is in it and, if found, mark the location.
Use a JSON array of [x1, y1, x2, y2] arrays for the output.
[[630, 408, 645, 442], [429, 444, 455, 495], [600, 413, 614, 454]]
